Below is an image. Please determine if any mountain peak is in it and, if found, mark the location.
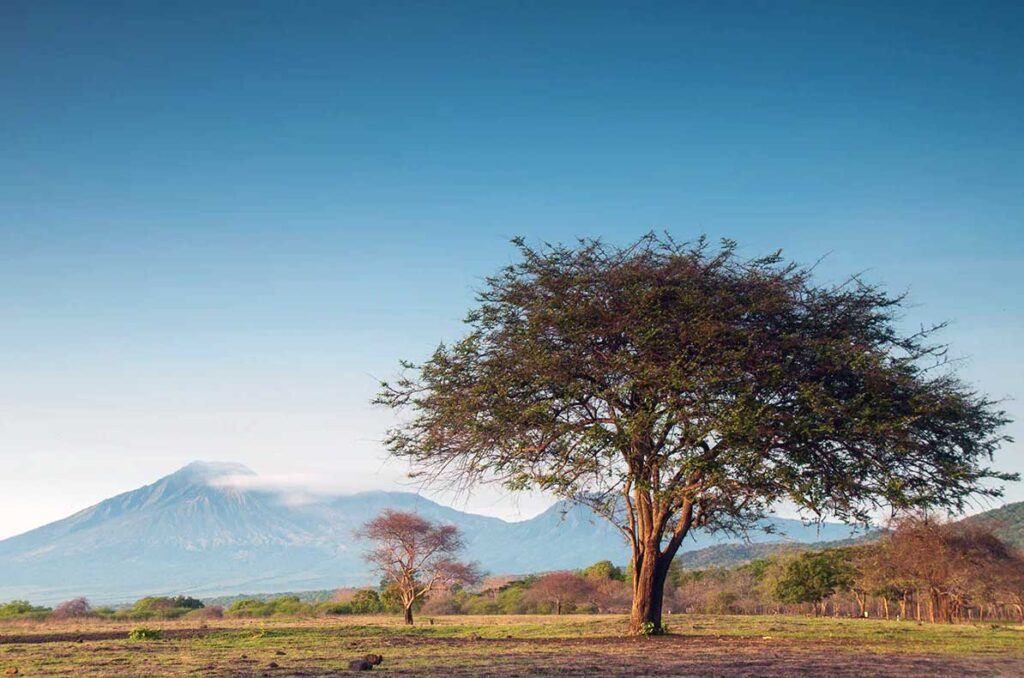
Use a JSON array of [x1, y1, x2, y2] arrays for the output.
[[171, 461, 256, 483]]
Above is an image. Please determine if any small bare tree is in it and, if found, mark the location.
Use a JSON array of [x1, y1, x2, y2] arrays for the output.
[[525, 571, 595, 614], [359, 510, 480, 624], [51, 597, 92, 620]]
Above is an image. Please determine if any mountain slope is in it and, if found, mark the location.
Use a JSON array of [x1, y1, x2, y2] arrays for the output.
[[0, 462, 861, 604], [962, 500, 1024, 547]]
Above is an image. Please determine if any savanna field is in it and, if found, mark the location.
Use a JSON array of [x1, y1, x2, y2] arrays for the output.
[[2, 614, 1023, 677]]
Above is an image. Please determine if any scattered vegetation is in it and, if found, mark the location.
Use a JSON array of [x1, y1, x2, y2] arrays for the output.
[[3, 517, 1020, 625], [0, 614, 1021, 677], [127, 627, 162, 640], [0, 600, 49, 620]]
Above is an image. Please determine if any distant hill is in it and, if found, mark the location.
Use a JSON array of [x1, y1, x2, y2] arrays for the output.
[[962, 501, 1024, 547], [0, 461, 861, 605], [672, 501, 1024, 571]]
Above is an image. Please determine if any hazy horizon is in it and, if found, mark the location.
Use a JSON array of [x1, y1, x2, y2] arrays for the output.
[[2, 1, 1022, 540]]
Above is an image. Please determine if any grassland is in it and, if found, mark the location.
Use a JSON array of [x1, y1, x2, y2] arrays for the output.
[[1, 614, 1022, 676]]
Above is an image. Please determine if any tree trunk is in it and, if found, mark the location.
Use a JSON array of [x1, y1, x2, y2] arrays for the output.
[[628, 549, 669, 634], [853, 591, 866, 618], [403, 604, 414, 625]]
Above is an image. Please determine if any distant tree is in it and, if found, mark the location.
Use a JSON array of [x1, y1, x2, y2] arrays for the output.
[[995, 552, 1024, 622], [186, 605, 224, 620], [359, 510, 481, 624], [129, 596, 204, 617], [376, 234, 1014, 633], [173, 596, 205, 610], [871, 515, 1022, 622], [225, 598, 266, 617], [580, 561, 630, 612], [349, 589, 383, 614], [771, 550, 854, 615], [581, 560, 625, 582], [0, 600, 50, 618], [524, 571, 595, 614], [52, 597, 92, 619]]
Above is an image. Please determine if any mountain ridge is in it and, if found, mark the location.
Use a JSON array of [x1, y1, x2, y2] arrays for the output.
[[1, 461, 864, 604]]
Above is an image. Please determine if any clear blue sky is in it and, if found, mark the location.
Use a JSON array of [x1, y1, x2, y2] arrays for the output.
[[1, 0, 1022, 538]]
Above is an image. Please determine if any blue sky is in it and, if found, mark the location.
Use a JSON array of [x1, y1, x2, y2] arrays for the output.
[[1, 1, 1022, 538]]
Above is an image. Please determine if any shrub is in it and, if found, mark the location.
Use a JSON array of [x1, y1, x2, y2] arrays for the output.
[[225, 596, 313, 618], [186, 605, 223, 620], [421, 596, 460, 615], [349, 589, 383, 614], [123, 596, 206, 620], [706, 591, 738, 614], [317, 602, 352, 615], [226, 598, 271, 617], [52, 597, 92, 619], [0, 600, 50, 619], [128, 627, 162, 641]]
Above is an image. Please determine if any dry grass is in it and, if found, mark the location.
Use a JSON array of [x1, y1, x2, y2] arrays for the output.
[[1, 613, 1022, 676]]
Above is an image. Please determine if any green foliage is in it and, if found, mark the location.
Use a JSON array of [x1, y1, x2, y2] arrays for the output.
[[378, 233, 1013, 531], [493, 583, 530, 613], [0, 600, 50, 619], [635, 621, 669, 636], [125, 596, 205, 620], [226, 596, 313, 618], [706, 591, 738, 614], [580, 560, 625, 582], [376, 233, 1014, 630], [964, 500, 1024, 548], [461, 596, 501, 615], [127, 627, 162, 641], [378, 580, 423, 614], [771, 550, 855, 606], [349, 589, 383, 614]]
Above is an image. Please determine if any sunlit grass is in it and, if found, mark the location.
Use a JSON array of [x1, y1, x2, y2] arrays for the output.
[[1, 614, 1021, 676]]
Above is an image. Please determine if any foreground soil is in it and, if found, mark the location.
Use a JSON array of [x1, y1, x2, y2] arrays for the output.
[[1, 614, 1022, 677]]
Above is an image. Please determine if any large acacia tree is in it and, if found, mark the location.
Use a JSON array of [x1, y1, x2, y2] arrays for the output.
[[375, 234, 1013, 634]]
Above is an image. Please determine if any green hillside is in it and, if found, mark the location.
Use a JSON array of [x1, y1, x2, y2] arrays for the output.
[[965, 501, 1024, 547]]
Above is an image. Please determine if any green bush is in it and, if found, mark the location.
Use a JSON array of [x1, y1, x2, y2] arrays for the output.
[[349, 589, 383, 614], [225, 596, 314, 618], [128, 627, 162, 641], [317, 602, 352, 615], [0, 600, 51, 619]]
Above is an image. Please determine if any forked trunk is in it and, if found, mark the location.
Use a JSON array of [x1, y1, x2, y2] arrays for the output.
[[629, 548, 669, 634], [853, 591, 866, 617], [626, 493, 693, 635]]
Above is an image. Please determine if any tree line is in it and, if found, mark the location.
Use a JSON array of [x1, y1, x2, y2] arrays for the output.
[[3, 515, 1020, 624]]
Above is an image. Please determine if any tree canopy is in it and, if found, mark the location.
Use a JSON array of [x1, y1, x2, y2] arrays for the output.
[[376, 233, 1014, 632], [359, 510, 480, 624]]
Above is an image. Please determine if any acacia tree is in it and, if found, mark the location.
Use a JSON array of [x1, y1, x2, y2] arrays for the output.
[[872, 515, 1021, 622], [524, 571, 595, 614], [770, 550, 854, 616], [359, 510, 480, 624], [375, 234, 1013, 634]]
